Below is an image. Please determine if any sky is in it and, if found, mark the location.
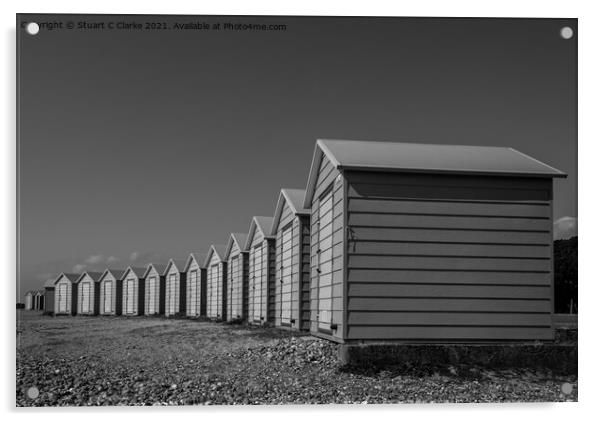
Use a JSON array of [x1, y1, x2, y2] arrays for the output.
[[17, 15, 577, 300]]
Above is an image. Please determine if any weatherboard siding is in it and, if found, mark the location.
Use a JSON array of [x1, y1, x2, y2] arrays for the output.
[[76, 275, 95, 315], [250, 227, 266, 323], [207, 252, 226, 319], [300, 216, 311, 330], [268, 239, 276, 323], [165, 264, 183, 316], [186, 259, 202, 317], [227, 241, 247, 321], [309, 155, 345, 341], [144, 267, 164, 315], [275, 204, 310, 331], [248, 227, 275, 324], [248, 242, 262, 323], [344, 170, 554, 341], [275, 204, 297, 328], [122, 270, 142, 316], [54, 276, 74, 315], [99, 273, 119, 315]]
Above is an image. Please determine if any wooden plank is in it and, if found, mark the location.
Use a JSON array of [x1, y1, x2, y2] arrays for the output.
[[278, 205, 295, 231], [318, 157, 335, 178], [345, 171, 552, 190], [314, 168, 337, 199], [310, 216, 343, 235], [348, 197, 551, 218], [311, 194, 343, 218], [348, 241, 551, 258], [347, 255, 550, 272], [319, 153, 332, 171], [347, 269, 550, 285], [350, 227, 550, 245], [334, 185, 344, 203], [346, 325, 554, 340], [250, 225, 263, 247], [347, 311, 551, 326], [348, 213, 550, 231], [348, 183, 550, 202], [347, 283, 550, 299], [348, 297, 551, 312]]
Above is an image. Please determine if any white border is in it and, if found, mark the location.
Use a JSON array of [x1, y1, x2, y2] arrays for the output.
[[3, 1, 599, 420]]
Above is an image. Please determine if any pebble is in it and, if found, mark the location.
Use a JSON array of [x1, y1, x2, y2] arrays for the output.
[[16, 317, 577, 406]]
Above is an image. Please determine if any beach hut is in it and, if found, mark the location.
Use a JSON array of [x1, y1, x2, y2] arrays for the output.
[[244, 217, 276, 325], [163, 259, 187, 317], [183, 253, 206, 318], [204, 245, 227, 320], [143, 263, 167, 316], [270, 189, 311, 331], [34, 290, 45, 310], [75, 271, 103, 315], [98, 269, 126, 315], [53, 273, 80, 315], [224, 233, 249, 321], [121, 266, 147, 316], [24, 291, 33, 310], [43, 279, 55, 314], [303, 139, 566, 343]]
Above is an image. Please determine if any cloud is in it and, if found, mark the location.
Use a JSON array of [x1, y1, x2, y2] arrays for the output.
[[72, 264, 87, 273], [84, 254, 105, 264], [107, 256, 118, 264], [127, 251, 165, 266], [554, 216, 577, 240]]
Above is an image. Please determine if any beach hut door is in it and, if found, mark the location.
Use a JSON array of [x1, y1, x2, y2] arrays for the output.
[[148, 276, 156, 314], [126, 278, 135, 314], [252, 244, 263, 322], [58, 283, 68, 313], [104, 281, 113, 313], [281, 225, 293, 323], [317, 187, 334, 331], [168, 273, 177, 315], [81, 282, 90, 313], [230, 256, 239, 318], [189, 270, 198, 316]]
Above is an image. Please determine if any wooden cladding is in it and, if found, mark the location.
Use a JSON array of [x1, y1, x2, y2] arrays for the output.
[[207, 253, 224, 319], [227, 246, 245, 321], [274, 195, 311, 331], [342, 170, 554, 342], [187, 269, 201, 317], [249, 243, 265, 323], [309, 155, 345, 340], [346, 172, 552, 202], [347, 197, 551, 218]]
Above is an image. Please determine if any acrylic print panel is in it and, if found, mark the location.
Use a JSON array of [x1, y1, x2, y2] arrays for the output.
[[16, 14, 577, 406]]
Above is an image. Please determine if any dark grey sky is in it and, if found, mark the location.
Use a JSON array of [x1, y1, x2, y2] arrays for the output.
[[17, 15, 577, 299]]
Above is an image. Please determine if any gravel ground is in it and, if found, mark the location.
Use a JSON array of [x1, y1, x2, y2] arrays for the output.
[[16, 311, 577, 406]]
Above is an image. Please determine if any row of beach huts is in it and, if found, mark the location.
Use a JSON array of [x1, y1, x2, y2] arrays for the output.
[[23, 139, 566, 344]]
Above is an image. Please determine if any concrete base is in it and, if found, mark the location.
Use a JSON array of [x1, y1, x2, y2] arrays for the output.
[[338, 343, 577, 375], [555, 328, 578, 343]]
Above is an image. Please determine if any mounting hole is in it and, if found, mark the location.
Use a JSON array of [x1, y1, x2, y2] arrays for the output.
[[27, 386, 39, 399], [561, 382, 573, 395], [25, 22, 40, 35], [560, 26, 574, 40]]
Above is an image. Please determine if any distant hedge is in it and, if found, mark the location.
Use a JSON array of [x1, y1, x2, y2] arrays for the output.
[[554, 236, 577, 314]]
